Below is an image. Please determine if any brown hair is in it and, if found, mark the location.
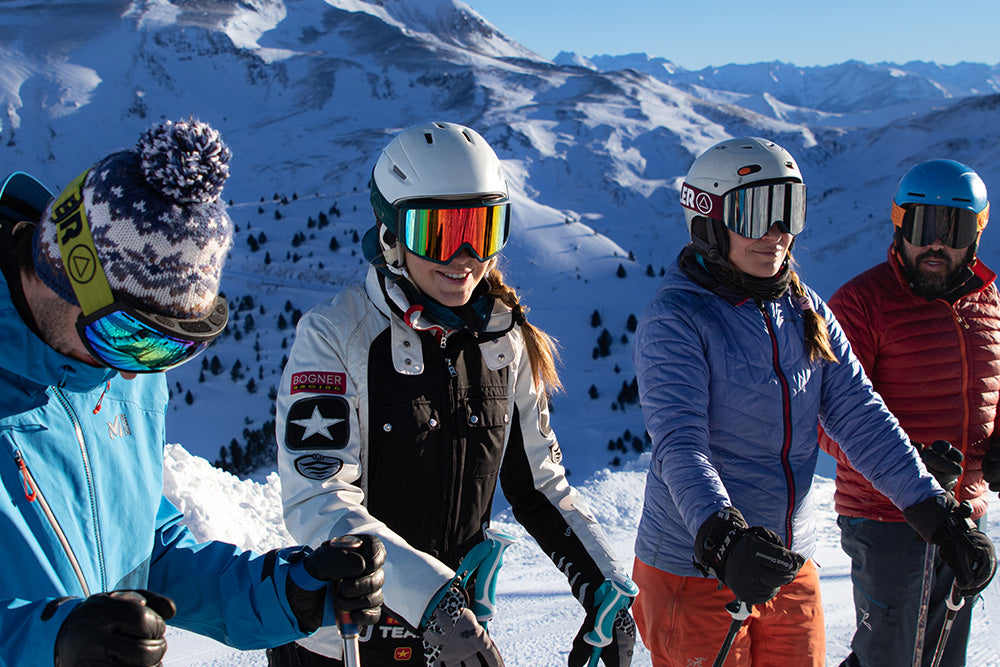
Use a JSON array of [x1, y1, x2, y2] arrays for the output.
[[485, 266, 563, 393], [789, 268, 837, 363]]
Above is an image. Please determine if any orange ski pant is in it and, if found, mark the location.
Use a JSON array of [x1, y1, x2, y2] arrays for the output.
[[632, 557, 825, 667]]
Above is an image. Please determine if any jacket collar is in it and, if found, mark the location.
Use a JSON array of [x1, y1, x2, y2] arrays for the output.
[[0, 271, 116, 391], [888, 245, 996, 303], [363, 266, 517, 375]]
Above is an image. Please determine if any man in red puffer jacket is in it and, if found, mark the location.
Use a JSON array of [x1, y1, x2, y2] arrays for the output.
[[820, 159, 1000, 667]]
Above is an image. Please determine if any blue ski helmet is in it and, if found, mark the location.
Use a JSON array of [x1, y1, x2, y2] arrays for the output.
[[891, 159, 989, 234]]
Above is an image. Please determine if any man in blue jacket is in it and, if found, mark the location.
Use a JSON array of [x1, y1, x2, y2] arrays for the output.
[[0, 119, 384, 666]]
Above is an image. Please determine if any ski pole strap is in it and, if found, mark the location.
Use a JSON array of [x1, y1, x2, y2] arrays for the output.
[[583, 574, 639, 649]]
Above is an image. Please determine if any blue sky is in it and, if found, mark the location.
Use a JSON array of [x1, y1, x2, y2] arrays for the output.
[[463, 0, 1000, 70]]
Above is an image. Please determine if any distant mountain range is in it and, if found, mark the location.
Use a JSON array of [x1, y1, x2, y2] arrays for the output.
[[2, 0, 998, 477]]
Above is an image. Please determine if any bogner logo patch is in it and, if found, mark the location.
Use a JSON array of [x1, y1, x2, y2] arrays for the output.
[[290, 371, 346, 395]]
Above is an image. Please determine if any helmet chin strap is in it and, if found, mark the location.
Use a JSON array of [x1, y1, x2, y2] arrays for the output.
[[690, 216, 729, 265]]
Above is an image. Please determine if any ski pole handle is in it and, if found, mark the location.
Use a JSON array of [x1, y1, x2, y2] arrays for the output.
[[725, 599, 752, 621], [583, 573, 639, 665], [337, 610, 361, 667], [470, 529, 515, 626]]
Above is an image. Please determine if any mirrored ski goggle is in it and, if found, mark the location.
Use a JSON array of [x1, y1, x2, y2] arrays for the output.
[[77, 295, 229, 373], [681, 181, 807, 239], [891, 203, 987, 249], [399, 201, 511, 264]]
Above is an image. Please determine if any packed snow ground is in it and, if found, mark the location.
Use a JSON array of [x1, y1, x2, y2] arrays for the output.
[[161, 444, 1000, 666]]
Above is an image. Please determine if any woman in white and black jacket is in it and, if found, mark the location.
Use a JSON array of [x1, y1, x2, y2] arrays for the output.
[[269, 122, 636, 667]]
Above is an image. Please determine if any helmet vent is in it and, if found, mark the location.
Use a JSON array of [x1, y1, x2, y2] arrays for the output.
[[954, 197, 972, 203], [906, 192, 926, 198], [423, 132, 434, 144], [392, 165, 407, 180]]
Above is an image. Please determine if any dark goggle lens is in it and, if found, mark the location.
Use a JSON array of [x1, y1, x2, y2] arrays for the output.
[[900, 205, 980, 249], [79, 298, 227, 373], [723, 182, 807, 239], [401, 203, 510, 264]]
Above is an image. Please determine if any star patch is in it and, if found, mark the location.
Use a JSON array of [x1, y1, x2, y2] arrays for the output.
[[285, 396, 350, 451], [294, 454, 344, 480]]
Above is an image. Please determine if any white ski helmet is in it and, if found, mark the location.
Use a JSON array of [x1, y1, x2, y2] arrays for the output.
[[680, 137, 803, 261], [372, 121, 507, 208], [367, 122, 509, 270], [681, 137, 802, 230]]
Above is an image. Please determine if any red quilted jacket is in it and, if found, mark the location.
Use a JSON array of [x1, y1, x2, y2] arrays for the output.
[[818, 247, 1000, 521]]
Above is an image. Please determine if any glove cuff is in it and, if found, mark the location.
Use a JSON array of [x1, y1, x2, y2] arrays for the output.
[[694, 507, 747, 578], [903, 494, 972, 544]]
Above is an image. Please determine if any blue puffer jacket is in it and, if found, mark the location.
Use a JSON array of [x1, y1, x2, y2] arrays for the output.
[[633, 249, 942, 577], [0, 271, 309, 666]]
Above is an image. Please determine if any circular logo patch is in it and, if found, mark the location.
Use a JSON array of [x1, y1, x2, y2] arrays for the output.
[[67, 244, 97, 284]]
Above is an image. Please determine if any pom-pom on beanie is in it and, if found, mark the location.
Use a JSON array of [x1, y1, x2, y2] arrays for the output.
[[32, 118, 234, 318]]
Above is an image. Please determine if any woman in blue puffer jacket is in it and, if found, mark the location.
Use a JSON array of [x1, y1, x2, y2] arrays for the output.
[[630, 137, 994, 667]]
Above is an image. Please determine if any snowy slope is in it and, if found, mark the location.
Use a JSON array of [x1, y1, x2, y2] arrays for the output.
[[0, 0, 999, 486]]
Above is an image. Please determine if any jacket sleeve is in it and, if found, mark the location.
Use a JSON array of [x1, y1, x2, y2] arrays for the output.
[[499, 328, 629, 609], [276, 306, 452, 633], [0, 596, 80, 667], [817, 282, 876, 462], [814, 291, 943, 510], [146, 496, 308, 649], [632, 294, 731, 538]]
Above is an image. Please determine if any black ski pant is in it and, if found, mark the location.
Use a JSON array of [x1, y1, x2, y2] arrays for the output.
[[838, 515, 979, 667]]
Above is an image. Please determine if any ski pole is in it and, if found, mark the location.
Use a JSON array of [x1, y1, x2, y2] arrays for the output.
[[583, 573, 640, 667], [928, 583, 965, 667], [712, 599, 752, 667], [912, 543, 936, 667], [337, 610, 362, 667]]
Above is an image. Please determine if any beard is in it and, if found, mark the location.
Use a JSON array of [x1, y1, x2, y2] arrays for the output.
[[900, 246, 974, 297]]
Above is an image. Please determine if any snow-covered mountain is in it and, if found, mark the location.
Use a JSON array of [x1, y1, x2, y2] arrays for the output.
[[3, 0, 1000, 482]]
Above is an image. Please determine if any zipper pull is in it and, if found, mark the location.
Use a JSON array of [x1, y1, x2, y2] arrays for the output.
[[14, 451, 36, 502], [93, 380, 110, 414], [446, 357, 458, 378]]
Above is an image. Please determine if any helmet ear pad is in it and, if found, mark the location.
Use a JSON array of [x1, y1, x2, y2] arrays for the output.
[[690, 216, 730, 263]]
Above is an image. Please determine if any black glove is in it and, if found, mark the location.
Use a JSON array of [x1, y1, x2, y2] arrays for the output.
[[982, 442, 1000, 493], [904, 495, 997, 596], [694, 507, 805, 606], [568, 608, 635, 667], [422, 585, 504, 666], [286, 534, 385, 633], [54, 589, 177, 667], [916, 440, 964, 491]]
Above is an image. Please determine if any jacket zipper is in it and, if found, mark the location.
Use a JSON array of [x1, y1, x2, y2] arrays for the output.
[[759, 303, 797, 548], [53, 387, 107, 591], [15, 450, 91, 596], [950, 305, 971, 494]]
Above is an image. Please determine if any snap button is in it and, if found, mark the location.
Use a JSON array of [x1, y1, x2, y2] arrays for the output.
[[382, 423, 392, 432], [428, 418, 439, 428], [497, 354, 505, 361], [469, 415, 479, 425], [404, 358, 412, 365], [403, 340, 411, 347]]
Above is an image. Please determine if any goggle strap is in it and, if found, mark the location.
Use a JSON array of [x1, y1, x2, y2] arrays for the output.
[[51, 169, 114, 315]]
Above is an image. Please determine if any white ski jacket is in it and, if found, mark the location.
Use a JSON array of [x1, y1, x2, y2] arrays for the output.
[[277, 267, 627, 658]]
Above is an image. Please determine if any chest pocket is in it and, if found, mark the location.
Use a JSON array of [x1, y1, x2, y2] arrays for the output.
[[372, 398, 442, 463], [459, 389, 509, 479]]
